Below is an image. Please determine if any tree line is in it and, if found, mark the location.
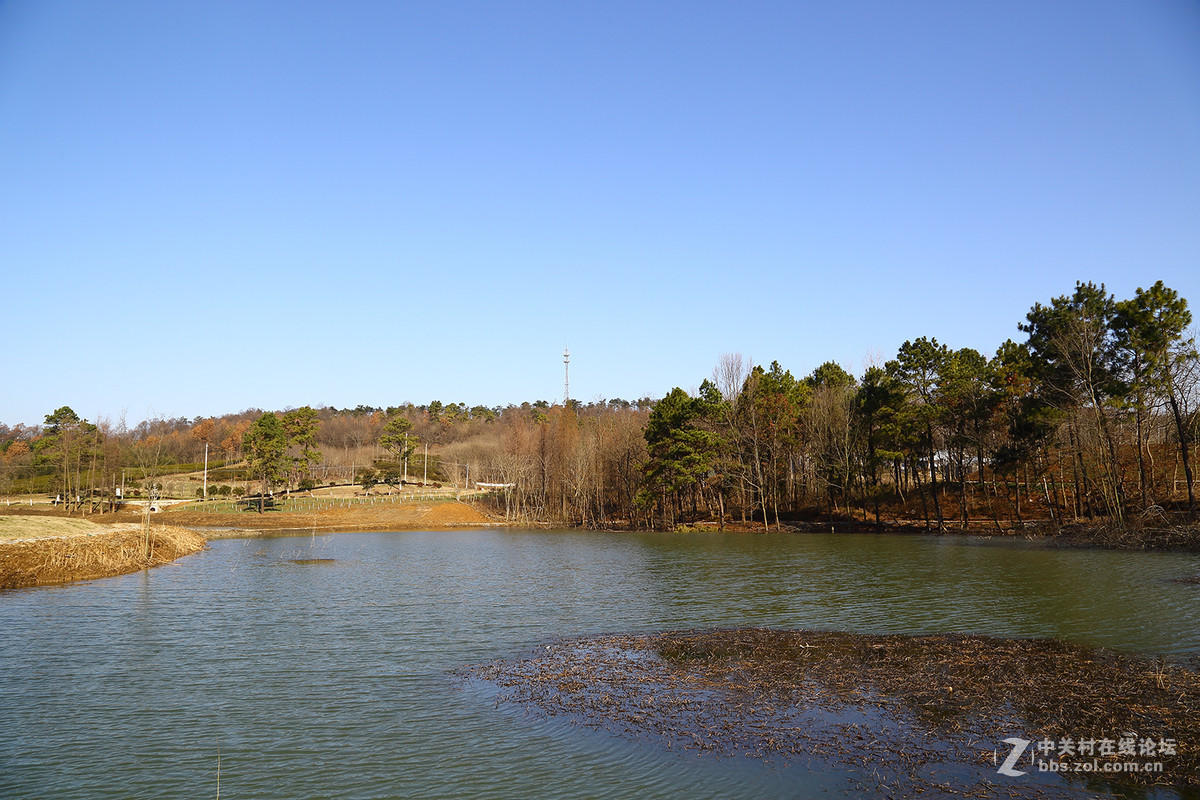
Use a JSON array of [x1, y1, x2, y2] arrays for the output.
[[630, 280, 1198, 531], [3, 282, 1196, 532]]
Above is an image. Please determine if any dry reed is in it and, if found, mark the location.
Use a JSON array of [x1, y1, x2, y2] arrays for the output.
[[0, 524, 206, 590]]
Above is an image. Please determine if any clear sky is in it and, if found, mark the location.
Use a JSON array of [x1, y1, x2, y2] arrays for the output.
[[2, 1, 1198, 426]]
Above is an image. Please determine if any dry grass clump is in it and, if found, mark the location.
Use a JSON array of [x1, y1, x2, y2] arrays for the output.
[[463, 628, 1200, 795], [0, 524, 206, 590]]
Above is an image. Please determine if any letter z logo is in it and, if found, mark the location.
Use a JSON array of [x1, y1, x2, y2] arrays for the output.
[[997, 737, 1032, 777]]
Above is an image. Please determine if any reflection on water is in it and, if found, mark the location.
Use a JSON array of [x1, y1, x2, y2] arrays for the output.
[[0, 530, 1196, 799]]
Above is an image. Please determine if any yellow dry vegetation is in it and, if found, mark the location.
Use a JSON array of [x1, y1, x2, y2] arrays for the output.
[[0, 515, 112, 541], [163, 499, 499, 533], [0, 524, 206, 591]]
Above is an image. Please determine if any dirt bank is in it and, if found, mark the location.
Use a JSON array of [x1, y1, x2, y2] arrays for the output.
[[663, 517, 1200, 551], [0, 522, 206, 591], [462, 628, 1200, 796], [161, 499, 499, 536]]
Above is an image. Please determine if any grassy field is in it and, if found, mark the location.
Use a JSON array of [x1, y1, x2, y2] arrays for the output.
[[0, 516, 116, 541]]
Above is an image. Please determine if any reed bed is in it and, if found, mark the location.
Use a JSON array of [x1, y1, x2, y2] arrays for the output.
[[1052, 520, 1200, 551], [0, 524, 206, 590], [462, 628, 1200, 796]]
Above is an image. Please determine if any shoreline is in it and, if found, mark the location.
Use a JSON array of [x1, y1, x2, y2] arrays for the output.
[[3, 498, 1198, 553], [195, 521, 506, 538], [572, 519, 1200, 554], [591, 517, 1200, 551]]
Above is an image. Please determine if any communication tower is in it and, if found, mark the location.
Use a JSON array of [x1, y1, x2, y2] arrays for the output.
[[563, 347, 570, 404]]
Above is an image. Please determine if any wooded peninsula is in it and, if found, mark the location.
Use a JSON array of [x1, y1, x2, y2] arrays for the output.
[[3, 281, 1198, 548]]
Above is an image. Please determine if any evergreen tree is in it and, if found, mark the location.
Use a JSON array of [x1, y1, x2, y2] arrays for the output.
[[243, 413, 288, 512], [281, 406, 322, 489], [638, 387, 720, 528], [1021, 282, 1127, 520], [889, 337, 951, 530], [1114, 281, 1196, 512]]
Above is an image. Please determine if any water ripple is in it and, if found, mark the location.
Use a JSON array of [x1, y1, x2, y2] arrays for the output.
[[0, 530, 1196, 799]]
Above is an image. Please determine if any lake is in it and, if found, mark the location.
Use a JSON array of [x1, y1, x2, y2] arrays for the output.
[[1, 529, 1197, 799]]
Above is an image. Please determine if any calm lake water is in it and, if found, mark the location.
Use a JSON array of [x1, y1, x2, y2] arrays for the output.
[[1, 529, 1197, 799]]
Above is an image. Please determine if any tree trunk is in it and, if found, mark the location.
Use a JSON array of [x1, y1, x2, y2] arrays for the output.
[[913, 460, 930, 530], [959, 445, 968, 530], [1167, 391, 1196, 516], [1135, 391, 1149, 506], [926, 424, 944, 530]]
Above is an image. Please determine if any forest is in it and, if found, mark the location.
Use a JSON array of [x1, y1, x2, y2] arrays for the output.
[[3, 281, 1197, 536]]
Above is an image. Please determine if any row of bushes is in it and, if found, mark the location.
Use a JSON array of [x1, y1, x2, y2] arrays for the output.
[[356, 457, 446, 490], [193, 484, 248, 498]]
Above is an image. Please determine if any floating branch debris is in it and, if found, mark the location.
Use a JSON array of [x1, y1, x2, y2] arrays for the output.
[[462, 628, 1200, 796]]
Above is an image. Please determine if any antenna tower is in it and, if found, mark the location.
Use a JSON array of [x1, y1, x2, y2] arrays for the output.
[[563, 347, 570, 404]]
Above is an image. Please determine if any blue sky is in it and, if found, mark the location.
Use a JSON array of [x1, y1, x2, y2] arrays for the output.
[[2, 1, 1198, 426]]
